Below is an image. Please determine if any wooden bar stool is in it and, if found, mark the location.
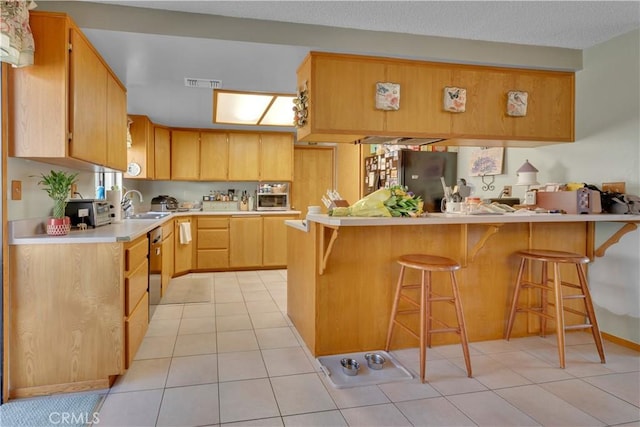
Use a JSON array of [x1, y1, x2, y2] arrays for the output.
[[385, 254, 472, 383], [505, 249, 606, 368]]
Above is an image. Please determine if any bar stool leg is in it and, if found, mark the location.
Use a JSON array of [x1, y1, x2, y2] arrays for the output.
[[419, 270, 428, 383], [385, 266, 406, 351], [540, 260, 549, 337], [450, 271, 472, 377], [505, 258, 526, 340], [576, 264, 606, 363], [552, 262, 566, 368]]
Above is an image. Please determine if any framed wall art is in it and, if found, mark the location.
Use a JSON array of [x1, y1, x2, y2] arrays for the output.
[[443, 87, 466, 112], [375, 82, 400, 110], [507, 90, 528, 116]]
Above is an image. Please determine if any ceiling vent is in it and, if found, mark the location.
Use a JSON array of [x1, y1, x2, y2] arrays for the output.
[[184, 78, 222, 89]]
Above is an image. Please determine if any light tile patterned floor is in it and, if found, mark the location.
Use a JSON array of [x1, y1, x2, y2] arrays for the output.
[[94, 270, 640, 426]]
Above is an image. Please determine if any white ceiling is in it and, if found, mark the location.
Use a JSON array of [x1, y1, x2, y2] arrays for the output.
[[90, 1, 640, 49], [64, 1, 640, 130]]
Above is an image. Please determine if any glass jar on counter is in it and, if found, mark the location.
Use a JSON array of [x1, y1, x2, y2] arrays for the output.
[[464, 196, 482, 214]]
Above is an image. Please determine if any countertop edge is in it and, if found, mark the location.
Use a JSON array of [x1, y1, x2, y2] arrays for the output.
[[304, 213, 639, 226], [9, 210, 301, 245]]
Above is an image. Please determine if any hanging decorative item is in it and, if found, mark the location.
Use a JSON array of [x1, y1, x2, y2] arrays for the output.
[[293, 81, 309, 128], [375, 82, 400, 110], [507, 90, 528, 116], [0, 0, 38, 67], [443, 87, 467, 112], [126, 117, 133, 148]]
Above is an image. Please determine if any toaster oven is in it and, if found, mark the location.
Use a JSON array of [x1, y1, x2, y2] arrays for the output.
[[65, 199, 112, 227]]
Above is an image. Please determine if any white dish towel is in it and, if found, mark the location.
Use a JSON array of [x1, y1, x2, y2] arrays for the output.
[[179, 222, 192, 244]]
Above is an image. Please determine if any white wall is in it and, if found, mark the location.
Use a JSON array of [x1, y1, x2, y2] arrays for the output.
[[7, 158, 98, 221], [457, 29, 640, 344]]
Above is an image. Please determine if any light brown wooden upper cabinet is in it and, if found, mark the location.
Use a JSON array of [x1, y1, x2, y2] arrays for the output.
[[9, 11, 127, 171], [260, 133, 294, 181], [125, 115, 155, 179], [171, 130, 200, 180], [449, 67, 514, 138], [200, 132, 229, 181], [385, 62, 452, 136], [296, 51, 575, 147], [511, 72, 574, 141], [154, 126, 171, 180], [228, 133, 260, 181], [106, 73, 128, 171]]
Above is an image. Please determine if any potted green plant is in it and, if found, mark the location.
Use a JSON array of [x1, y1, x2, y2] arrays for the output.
[[37, 170, 79, 236]]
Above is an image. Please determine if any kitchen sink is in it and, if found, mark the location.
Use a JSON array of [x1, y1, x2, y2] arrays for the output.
[[126, 212, 172, 220]]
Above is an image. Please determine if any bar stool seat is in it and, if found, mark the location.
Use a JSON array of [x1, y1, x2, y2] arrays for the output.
[[505, 249, 606, 368], [385, 254, 472, 383]]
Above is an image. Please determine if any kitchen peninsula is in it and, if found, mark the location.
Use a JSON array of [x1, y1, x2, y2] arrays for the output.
[[286, 213, 638, 356]]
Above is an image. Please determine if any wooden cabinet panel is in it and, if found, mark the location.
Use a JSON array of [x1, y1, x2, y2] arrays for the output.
[[263, 216, 296, 266], [230, 216, 263, 267], [125, 259, 148, 316], [512, 72, 574, 141], [292, 146, 335, 214], [312, 55, 385, 135], [125, 292, 149, 368], [154, 126, 171, 180], [69, 28, 108, 165], [9, 13, 68, 159], [260, 133, 294, 181], [450, 67, 514, 138], [296, 52, 575, 146], [229, 133, 260, 181], [161, 225, 174, 296], [171, 130, 200, 180], [126, 115, 155, 179], [9, 12, 127, 170], [174, 217, 194, 274], [385, 63, 451, 135], [198, 217, 229, 229], [200, 131, 229, 180], [197, 250, 229, 269], [8, 243, 124, 397], [106, 72, 127, 171], [197, 229, 229, 249], [124, 236, 148, 272]]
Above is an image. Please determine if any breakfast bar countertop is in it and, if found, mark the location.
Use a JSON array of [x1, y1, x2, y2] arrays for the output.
[[303, 212, 637, 227]]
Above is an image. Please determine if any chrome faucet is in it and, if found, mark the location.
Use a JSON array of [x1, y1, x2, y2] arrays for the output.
[[121, 190, 144, 219]]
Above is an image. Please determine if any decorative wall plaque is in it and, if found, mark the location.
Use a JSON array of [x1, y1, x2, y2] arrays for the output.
[[293, 81, 309, 128], [507, 90, 528, 116], [443, 87, 467, 112], [375, 82, 400, 110]]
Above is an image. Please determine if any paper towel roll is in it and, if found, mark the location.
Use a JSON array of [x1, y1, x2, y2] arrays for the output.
[[106, 190, 122, 223]]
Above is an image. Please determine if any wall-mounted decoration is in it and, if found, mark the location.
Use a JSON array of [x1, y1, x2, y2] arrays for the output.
[[507, 91, 528, 116], [443, 87, 466, 112], [469, 147, 504, 177], [293, 81, 309, 128], [375, 82, 400, 110]]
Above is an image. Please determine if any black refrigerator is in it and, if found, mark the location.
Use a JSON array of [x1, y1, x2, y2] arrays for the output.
[[364, 150, 458, 212]]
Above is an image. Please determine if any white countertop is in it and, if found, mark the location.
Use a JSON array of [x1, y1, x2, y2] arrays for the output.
[[9, 210, 300, 245], [295, 212, 638, 227]]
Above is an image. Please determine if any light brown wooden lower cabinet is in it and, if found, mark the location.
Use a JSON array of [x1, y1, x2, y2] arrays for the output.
[[229, 216, 263, 268], [8, 243, 126, 398], [123, 235, 149, 368], [263, 216, 297, 266], [196, 217, 229, 269]]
